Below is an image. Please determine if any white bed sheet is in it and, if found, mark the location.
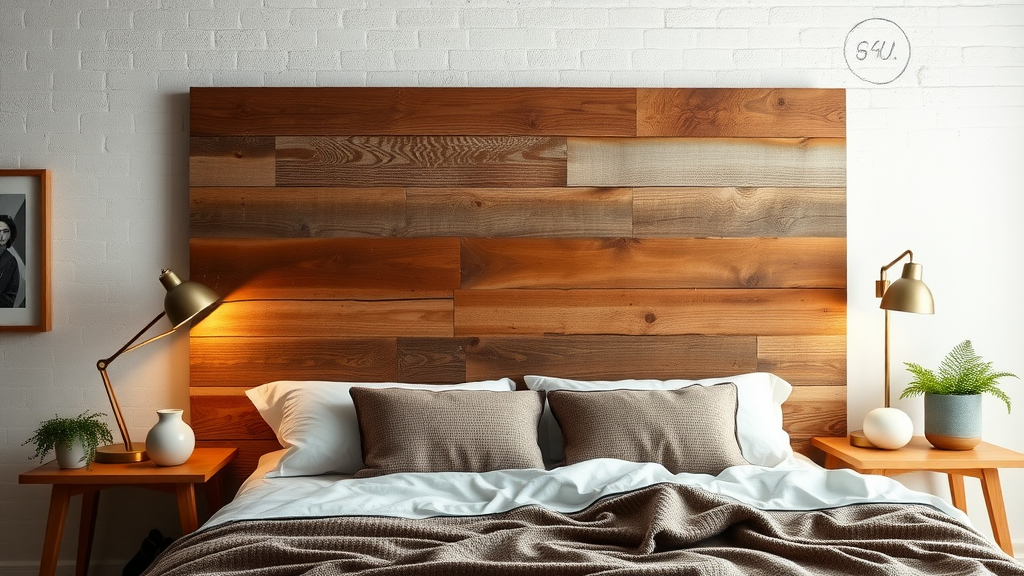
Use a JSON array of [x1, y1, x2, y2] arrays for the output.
[[204, 450, 971, 531]]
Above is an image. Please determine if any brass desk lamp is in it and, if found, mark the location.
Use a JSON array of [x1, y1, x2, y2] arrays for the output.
[[94, 270, 220, 464], [851, 250, 935, 449]]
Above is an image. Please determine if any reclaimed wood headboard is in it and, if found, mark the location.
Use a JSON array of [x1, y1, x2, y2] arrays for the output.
[[188, 87, 847, 491]]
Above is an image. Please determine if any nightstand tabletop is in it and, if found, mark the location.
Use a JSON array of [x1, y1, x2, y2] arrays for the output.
[[19, 447, 237, 485], [812, 436, 1024, 471]]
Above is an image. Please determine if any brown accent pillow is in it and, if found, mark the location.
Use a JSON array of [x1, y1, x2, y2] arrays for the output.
[[350, 388, 545, 478], [547, 383, 748, 475]]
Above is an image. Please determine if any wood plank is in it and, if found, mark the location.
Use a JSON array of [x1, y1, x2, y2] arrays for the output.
[[193, 439, 280, 500], [190, 337, 399, 387], [461, 237, 846, 289], [189, 87, 638, 137], [190, 237, 460, 298], [757, 335, 847, 387], [276, 136, 567, 188], [638, 88, 845, 138], [406, 188, 632, 238], [567, 138, 845, 188], [397, 337, 470, 384], [191, 394, 275, 440], [465, 335, 756, 382], [454, 289, 845, 337], [782, 385, 847, 437], [633, 187, 846, 238], [189, 137, 275, 187], [190, 187, 406, 238], [191, 299, 454, 338]]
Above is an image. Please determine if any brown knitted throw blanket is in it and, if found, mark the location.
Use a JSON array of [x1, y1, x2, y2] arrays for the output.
[[143, 483, 1022, 576]]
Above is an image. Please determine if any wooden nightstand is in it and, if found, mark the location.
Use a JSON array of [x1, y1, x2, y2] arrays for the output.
[[812, 435, 1024, 556], [19, 446, 236, 576]]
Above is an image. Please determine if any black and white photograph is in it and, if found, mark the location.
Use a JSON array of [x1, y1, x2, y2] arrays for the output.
[[0, 169, 50, 332]]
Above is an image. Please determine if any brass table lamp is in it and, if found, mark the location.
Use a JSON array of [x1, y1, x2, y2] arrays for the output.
[[94, 270, 220, 464], [851, 250, 935, 449]]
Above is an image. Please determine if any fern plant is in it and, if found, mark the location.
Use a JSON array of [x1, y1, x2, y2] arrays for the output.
[[900, 340, 1018, 413], [23, 411, 113, 469]]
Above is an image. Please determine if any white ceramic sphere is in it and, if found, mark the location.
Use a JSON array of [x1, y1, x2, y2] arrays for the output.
[[146, 409, 196, 466], [862, 407, 914, 450]]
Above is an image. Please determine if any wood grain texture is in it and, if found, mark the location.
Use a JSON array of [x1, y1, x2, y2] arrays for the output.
[[406, 187, 632, 238], [633, 187, 846, 238], [190, 87, 638, 137], [189, 88, 848, 479], [568, 137, 846, 188], [190, 337, 400, 387], [638, 88, 845, 138], [465, 335, 757, 383], [276, 136, 567, 188], [461, 237, 845, 289], [192, 299, 454, 338], [397, 337, 470, 384], [190, 237, 460, 299], [782, 386, 847, 438], [455, 289, 845, 337], [190, 187, 406, 238], [189, 137, 275, 187], [757, 335, 847, 387]]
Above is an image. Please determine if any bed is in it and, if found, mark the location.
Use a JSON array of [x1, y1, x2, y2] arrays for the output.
[[157, 87, 1024, 574]]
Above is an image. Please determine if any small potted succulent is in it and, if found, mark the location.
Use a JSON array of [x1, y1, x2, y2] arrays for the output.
[[23, 411, 113, 469], [900, 340, 1018, 450]]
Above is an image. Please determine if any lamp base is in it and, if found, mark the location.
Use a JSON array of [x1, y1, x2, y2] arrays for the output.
[[849, 430, 877, 448], [94, 442, 149, 464]]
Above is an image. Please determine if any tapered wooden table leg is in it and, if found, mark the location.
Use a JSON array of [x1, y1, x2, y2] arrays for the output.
[[947, 473, 968, 514], [75, 489, 100, 576], [39, 485, 71, 576], [979, 469, 1013, 556], [175, 483, 199, 534]]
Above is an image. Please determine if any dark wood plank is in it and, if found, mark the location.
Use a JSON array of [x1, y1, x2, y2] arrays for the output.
[[406, 188, 632, 238], [397, 337, 470, 384], [190, 187, 406, 238], [191, 392, 275, 440], [190, 87, 638, 137], [757, 335, 847, 387], [455, 289, 846, 337], [193, 439, 281, 500], [633, 187, 846, 238], [190, 337, 399, 387], [465, 335, 756, 382], [567, 138, 845, 188], [189, 137, 275, 187], [461, 237, 846, 289], [276, 136, 567, 188], [638, 88, 845, 138], [190, 237, 460, 298], [193, 299, 454, 338]]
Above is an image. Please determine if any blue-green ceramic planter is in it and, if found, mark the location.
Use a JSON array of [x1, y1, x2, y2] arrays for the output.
[[924, 393, 982, 450]]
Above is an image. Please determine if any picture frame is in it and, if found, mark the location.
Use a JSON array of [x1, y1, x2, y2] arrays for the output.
[[0, 169, 51, 332]]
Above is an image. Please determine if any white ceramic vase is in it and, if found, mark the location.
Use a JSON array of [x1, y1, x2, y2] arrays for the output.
[[146, 409, 195, 466], [55, 438, 87, 469], [862, 407, 914, 450]]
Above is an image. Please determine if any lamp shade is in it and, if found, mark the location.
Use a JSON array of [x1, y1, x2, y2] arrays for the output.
[[159, 269, 221, 328], [880, 262, 934, 314]]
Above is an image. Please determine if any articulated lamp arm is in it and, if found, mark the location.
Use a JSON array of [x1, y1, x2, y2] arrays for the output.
[[96, 311, 175, 452]]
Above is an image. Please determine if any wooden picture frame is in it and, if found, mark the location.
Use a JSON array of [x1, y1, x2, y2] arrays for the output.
[[0, 169, 51, 332]]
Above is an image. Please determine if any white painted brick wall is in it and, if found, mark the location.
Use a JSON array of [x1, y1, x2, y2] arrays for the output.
[[2, 3, 1023, 574]]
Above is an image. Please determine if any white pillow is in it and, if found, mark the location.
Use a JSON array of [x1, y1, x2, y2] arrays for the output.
[[246, 378, 517, 477], [524, 372, 793, 468]]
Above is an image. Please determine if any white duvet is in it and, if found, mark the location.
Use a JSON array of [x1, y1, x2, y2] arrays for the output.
[[204, 452, 971, 531]]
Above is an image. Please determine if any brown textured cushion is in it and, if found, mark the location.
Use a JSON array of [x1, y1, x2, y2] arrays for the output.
[[547, 384, 748, 475], [350, 388, 545, 477]]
